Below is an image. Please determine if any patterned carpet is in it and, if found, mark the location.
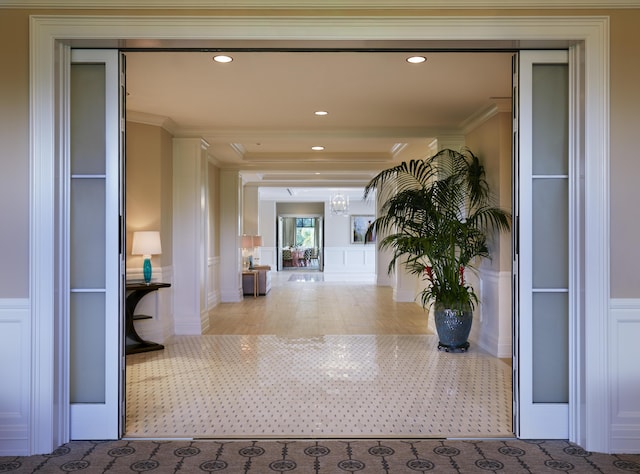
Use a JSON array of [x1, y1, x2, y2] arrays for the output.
[[2, 439, 639, 473]]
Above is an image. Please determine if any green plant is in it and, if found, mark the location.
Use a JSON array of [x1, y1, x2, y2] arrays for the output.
[[364, 148, 511, 311]]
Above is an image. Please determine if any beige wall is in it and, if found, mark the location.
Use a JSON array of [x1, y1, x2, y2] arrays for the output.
[[126, 121, 173, 271], [465, 112, 513, 273], [2, 8, 640, 298], [609, 12, 640, 297], [0, 10, 30, 297]]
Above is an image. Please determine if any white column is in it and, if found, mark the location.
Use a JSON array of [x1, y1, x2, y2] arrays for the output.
[[172, 138, 209, 334], [243, 184, 259, 236], [220, 170, 243, 302]]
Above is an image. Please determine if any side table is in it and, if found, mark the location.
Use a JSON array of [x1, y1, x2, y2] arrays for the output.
[[242, 270, 258, 297], [125, 281, 171, 354]]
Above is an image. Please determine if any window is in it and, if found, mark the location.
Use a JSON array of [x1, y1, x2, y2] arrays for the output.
[[296, 218, 316, 247]]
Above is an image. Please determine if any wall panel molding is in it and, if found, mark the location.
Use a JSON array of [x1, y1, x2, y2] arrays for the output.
[[609, 299, 640, 453], [0, 300, 30, 455]]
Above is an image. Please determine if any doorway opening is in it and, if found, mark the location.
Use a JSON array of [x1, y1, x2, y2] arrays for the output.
[[123, 48, 515, 439]]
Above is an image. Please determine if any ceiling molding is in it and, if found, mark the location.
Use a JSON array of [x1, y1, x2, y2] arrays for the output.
[[460, 98, 512, 134], [3, 0, 640, 8], [126, 110, 177, 134], [179, 127, 450, 141], [242, 152, 393, 163]]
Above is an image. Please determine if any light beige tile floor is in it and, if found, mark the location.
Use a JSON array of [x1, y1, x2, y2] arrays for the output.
[[125, 271, 513, 439]]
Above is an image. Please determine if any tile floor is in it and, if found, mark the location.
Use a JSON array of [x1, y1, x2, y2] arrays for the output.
[[125, 272, 513, 439]]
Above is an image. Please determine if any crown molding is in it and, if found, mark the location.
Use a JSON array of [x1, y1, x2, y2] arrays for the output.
[[4, 0, 640, 8], [461, 98, 512, 134], [126, 110, 178, 135]]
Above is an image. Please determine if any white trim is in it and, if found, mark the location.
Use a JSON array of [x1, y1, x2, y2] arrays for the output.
[[126, 110, 178, 135], [30, 14, 609, 454], [4, 0, 640, 8]]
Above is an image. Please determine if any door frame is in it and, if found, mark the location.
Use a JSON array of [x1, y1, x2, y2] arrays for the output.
[[30, 14, 609, 453]]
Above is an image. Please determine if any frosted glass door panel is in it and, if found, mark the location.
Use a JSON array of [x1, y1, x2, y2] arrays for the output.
[[516, 51, 570, 438], [70, 179, 106, 289], [70, 292, 106, 403], [70, 64, 106, 175], [69, 50, 120, 440], [532, 65, 569, 176], [532, 292, 569, 403], [532, 179, 568, 289]]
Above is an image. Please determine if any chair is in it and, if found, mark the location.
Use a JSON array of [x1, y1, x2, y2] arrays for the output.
[[309, 248, 319, 266], [303, 248, 311, 266], [282, 249, 293, 267]]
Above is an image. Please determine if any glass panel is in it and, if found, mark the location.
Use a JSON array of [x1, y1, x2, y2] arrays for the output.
[[532, 292, 569, 403], [70, 292, 106, 403], [70, 64, 106, 175], [532, 178, 568, 289], [532, 64, 568, 176], [70, 178, 106, 289]]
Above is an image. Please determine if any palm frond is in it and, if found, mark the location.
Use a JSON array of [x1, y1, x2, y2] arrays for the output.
[[364, 148, 512, 311]]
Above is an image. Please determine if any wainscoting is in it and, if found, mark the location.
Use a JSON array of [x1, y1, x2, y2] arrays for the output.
[[0, 299, 30, 455], [609, 299, 640, 452]]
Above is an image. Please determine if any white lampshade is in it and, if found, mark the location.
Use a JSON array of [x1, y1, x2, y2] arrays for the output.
[[132, 231, 162, 257]]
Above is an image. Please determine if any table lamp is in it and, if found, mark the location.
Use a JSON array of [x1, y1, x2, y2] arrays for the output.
[[132, 231, 162, 284], [251, 235, 262, 268]]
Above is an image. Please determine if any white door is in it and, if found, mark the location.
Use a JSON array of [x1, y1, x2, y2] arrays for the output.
[[515, 50, 572, 439], [68, 50, 122, 439]]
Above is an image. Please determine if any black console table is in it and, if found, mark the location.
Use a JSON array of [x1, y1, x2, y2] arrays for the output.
[[125, 281, 171, 354]]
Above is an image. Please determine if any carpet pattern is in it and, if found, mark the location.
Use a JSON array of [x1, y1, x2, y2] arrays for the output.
[[2, 439, 640, 473]]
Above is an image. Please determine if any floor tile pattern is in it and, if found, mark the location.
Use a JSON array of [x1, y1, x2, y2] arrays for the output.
[[126, 334, 512, 438], [4, 439, 640, 473]]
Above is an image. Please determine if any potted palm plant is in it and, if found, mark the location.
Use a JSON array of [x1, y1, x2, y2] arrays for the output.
[[364, 148, 511, 352]]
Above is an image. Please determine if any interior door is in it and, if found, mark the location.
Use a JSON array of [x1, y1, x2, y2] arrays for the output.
[[515, 50, 571, 439], [69, 49, 122, 439]]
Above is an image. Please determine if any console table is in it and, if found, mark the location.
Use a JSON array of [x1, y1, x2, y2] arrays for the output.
[[125, 281, 170, 354]]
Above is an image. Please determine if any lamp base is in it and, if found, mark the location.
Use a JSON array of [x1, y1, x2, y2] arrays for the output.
[[143, 258, 152, 284]]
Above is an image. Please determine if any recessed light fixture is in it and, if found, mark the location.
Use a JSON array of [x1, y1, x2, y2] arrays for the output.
[[406, 56, 427, 64], [311, 146, 325, 151], [213, 55, 233, 63], [314, 110, 328, 116]]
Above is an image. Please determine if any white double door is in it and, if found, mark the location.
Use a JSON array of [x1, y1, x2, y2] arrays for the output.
[[67, 49, 573, 440]]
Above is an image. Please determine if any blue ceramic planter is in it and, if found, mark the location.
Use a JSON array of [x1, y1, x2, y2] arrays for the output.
[[434, 304, 473, 352]]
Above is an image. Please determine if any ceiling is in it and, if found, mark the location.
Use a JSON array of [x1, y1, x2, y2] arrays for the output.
[[125, 50, 513, 201]]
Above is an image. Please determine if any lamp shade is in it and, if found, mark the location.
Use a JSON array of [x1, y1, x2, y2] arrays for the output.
[[241, 234, 254, 249], [252, 235, 263, 247], [132, 231, 162, 256]]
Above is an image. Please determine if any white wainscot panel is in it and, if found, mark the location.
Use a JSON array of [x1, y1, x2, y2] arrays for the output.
[[474, 268, 512, 358], [207, 256, 221, 310], [126, 266, 174, 344], [324, 246, 375, 274], [255, 246, 276, 270], [0, 300, 30, 455], [610, 299, 640, 453]]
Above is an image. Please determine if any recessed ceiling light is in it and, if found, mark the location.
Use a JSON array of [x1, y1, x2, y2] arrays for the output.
[[406, 56, 427, 64], [314, 111, 328, 116], [311, 146, 325, 151], [213, 55, 233, 63]]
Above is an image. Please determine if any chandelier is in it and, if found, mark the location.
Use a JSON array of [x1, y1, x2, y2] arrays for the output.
[[330, 191, 349, 215]]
